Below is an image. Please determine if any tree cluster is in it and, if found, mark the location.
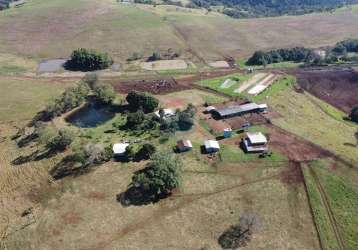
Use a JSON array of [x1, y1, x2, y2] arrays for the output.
[[46, 128, 74, 152], [125, 143, 156, 161], [65, 48, 113, 71], [72, 143, 112, 167], [159, 104, 196, 133], [40, 82, 90, 121], [126, 91, 159, 113]]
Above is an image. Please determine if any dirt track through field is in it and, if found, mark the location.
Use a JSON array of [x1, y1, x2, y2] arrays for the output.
[[307, 166, 346, 250], [83, 173, 281, 250]]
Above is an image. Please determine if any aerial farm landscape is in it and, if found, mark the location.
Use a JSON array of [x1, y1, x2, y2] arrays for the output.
[[0, 0, 357, 249]]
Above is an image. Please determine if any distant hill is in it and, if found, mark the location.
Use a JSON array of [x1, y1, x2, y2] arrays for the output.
[[190, 0, 358, 17]]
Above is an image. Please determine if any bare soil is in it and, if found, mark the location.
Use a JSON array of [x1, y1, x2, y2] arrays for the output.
[[267, 125, 335, 162], [113, 78, 190, 95], [294, 67, 358, 113]]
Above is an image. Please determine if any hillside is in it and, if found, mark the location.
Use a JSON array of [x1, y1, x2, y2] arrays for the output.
[[0, 0, 358, 63], [191, 0, 358, 17]]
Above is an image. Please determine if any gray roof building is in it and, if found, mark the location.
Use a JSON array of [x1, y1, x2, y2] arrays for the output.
[[213, 103, 266, 118]]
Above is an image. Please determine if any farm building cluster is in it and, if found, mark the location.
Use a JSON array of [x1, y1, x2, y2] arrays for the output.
[[112, 99, 271, 159]]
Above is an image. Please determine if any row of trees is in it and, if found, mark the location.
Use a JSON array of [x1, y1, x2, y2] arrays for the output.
[[187, 0, 354, 18], [247, 39, 358, 66], [246, 47, 312, 66]]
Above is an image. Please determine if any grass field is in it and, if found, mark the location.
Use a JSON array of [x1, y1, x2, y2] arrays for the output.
[[303, 160, 358, 250], [267, 87, 358, 163], [1, 0, 358, 63], [196, 73, 252, 97], [0, 77, 73, 123]]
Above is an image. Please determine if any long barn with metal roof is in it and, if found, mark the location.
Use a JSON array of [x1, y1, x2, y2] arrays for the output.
[[212, 103, 267, 118]]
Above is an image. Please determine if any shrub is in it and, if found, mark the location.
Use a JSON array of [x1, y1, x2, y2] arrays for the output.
[[93, 84, 116, 105], [126, 110, 145, 127], [136, 143, 156, 160], [47, 129, 74, 152], [351, 106, 358, 123], [65, 48, 113, 71]]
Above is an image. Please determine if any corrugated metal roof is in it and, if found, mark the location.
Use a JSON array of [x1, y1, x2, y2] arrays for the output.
[[247, 132, 267, 144], [204, 140, 220, 149], [113, 143, 129, 154], [215, 103, 260, 117]]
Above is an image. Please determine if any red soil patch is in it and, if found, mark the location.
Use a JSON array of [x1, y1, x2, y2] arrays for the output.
[[280, 161, 304, 185], [113, 78, 189, 95], [267, 125, 334, 162], [156, 96, 186, 109], [225, 113, 268, 130], [62, 211, 82, 225], [294, 67, 358, 113]]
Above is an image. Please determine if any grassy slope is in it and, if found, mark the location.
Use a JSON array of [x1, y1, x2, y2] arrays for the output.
[[1, 0, 358, 62], [0, 77, 73, 123], [303, 160, 358, 250], [267, 87, 358, 163]]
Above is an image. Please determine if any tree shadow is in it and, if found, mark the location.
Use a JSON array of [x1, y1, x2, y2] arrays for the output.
[[117, 169, 171, 207], [117, 186, 170, 207], [50, 156, 92, 180], [11, 148, 59, 166], [16, 133, 39, 148]]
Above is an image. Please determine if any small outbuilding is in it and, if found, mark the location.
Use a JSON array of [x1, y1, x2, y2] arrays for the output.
[[154, 108, 176, 119], [243, 132, 268, 153], [204, 140, 220, 153], [176, 139, 193, 152], [223, 128, 233, 138], [113, 143, 129, 156]]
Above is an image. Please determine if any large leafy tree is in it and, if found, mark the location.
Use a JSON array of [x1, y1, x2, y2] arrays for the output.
[[126, 91, 159, 113], [66, 48, 113, 71], [131, 152, 182, 198]]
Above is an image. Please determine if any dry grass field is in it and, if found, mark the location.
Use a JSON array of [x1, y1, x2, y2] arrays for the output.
[[1, 0, 358, 63], [0, 76, 322, 249]]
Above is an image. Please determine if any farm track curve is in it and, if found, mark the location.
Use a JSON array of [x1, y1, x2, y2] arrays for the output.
[[307, 165, 346, 250]]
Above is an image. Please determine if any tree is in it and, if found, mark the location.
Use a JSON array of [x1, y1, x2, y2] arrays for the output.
[[65, 48, 113, 71], [178, 111, 194, 130], [147, 52, 162, 62], [350, 106, 358, 123], [126, 91, 159, 113], [47, 129, 74, 151], [136, 143, 156, 160], [73, 143, 112, 166], [126, 110, 145, 127], [131, 152, 182, 199], [93, 84, 116, 105]]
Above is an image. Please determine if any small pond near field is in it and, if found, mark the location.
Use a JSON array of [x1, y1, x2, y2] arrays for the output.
[[37, 59, 67, 73], [66, 103, 115, 128]]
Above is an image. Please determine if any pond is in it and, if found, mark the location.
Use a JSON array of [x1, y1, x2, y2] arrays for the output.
[[37, 59, 67, 73], [66, 103, 115, 128]]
